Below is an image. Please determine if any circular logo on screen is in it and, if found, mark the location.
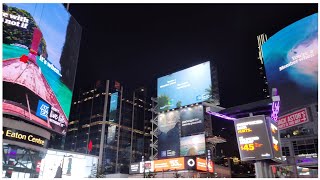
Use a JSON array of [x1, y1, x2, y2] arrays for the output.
[[187, 159, 195, 167]]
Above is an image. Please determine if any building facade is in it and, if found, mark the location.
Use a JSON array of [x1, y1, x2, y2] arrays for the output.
[[63, 80, 152, 175], [278, 103, 318, 178]]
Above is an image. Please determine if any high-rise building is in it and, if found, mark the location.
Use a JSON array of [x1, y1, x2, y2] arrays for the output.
[[257, 33, 270, 99], [63, 80, 152, 175]]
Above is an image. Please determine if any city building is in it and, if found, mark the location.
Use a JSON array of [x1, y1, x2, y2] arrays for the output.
[[63, 80, 152, 175], [277, 103, 318, 178]]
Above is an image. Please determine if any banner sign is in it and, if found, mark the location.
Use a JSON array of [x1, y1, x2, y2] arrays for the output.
[[153, 157, 185, 172], [3, 127, 48, 147], [278, 108, 308, 130]]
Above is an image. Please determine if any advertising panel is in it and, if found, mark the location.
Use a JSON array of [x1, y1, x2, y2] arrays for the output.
[[2, 3, 82, 135], [180, 105, 205, 137], [140, 161, 154, 173], [278, 108, 309, 130], [270, 120, 282, 162], [109, 92, 119, 122], [157, 61, 212, 111], [129, 163, 140, 174], [184, 157, 196, 170], [39, 150, 98, 178], [180, 134, 206, 157], [3, 127, 48, 147], [196, 157, 214, 173], [262, 13, 318, 115], [234, 115, 273, 161], [153, 157, 185, 172], [158, 111, 180, 158], [106, 125, 117, 145]]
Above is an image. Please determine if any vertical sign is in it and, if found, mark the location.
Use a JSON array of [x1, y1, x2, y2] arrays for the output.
[[109, 92, 118, 122], [269, 119, 282, 162], [234, 115, 273, 161]]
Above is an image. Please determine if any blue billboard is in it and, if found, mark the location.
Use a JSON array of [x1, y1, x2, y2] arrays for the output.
[[157, 61, 212, 111], [262, 13, 318, 115], [109, 92, 118, 122]]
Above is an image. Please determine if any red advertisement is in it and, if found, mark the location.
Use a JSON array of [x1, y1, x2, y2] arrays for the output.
[[278, 108, 308, 130]]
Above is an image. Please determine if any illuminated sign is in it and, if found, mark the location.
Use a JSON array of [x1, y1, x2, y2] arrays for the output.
[[129, 163, 140, 174], [270, 120, 282, 162], [180, 134, 206, 156], [234, 115, 273, 161], [196, 158, 214, 173], [278, 108, 308, 130], [271, 101, 280, 122], [109, 92, 118, 122], [153, 157, 185, 172], [262, 13, 318, 114], [3, 127, 47, 147], [36, 100, 51, 120], [157, 61, 213, 111]]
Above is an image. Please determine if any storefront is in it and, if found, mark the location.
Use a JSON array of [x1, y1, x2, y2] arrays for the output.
[[3, 118, 50, 178]]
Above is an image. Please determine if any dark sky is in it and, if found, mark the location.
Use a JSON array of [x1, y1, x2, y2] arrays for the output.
[[68, 3, 317, 108]]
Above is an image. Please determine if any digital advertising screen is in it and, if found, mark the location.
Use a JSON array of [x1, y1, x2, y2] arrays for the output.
[[109, 92, 119, 122], [39, 150, 98, 178], [234, 115, 273, 161], [196, 157, 214, 173], [157, 61, 212, 111], [180, 105, 205, 137], [262, 13, 318, 115], [270, 120, 282, 162], [180, 134, 206, 157], [153, 157, 185, 172], [2, 3, 82, 135], [158, 111, 180, 158]]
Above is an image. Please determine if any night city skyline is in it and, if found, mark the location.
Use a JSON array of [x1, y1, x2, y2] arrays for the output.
[[68, 3, 317, 108]]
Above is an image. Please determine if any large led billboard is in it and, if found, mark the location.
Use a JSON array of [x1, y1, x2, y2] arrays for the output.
[[158, 111, 180, 158], [2, 3, 81, 135], [158, 105, 205, 159], [262, 13, 318, 115], [180, 134, 206, 157], [234, 115, 273, 161], [39, 149, 98, 178], [157, 61, 212, 111]]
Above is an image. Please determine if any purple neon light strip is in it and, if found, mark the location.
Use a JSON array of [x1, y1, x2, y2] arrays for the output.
[[206, 111, 237, 121]]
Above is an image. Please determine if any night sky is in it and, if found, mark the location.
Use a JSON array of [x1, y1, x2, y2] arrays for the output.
[[68, 3, 317, 108]]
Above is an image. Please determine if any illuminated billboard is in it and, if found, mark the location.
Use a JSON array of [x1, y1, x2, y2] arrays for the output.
[[234, 115, 273, 161], [278, 108, 309, 130], [196, 157, 214, 173], [153, 157, 185, 172], [270, 120, 282, 162], [39, 150, 98, 178], [109, 92, 119, 122], [180, 134, 206, 157], [2, 3, 81, 135], [262, 13, 318, 115], [180, 105, 204, 137], [158, 111, 180, 158], [157, 61, 212, 111]]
